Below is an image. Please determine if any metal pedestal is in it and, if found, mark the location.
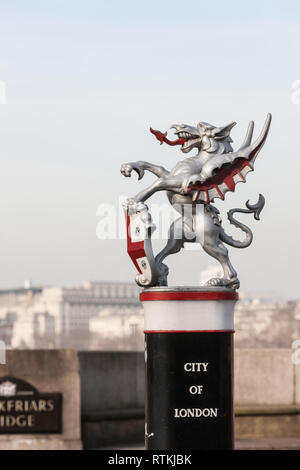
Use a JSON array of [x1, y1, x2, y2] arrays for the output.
[[141, 287, 238, 450]]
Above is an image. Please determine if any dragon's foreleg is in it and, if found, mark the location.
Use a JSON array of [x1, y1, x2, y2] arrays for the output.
[[120, 160, 169, 180], [132, 175, 185, 203]]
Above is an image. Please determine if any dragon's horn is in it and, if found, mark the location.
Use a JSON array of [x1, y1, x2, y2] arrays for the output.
[[211, 122, 236, 140], [250, 114, 272, 150], [240, 121, 255, 149], [247, 114, 272, 163]]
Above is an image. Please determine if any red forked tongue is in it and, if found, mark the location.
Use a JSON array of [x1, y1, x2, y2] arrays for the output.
[[150, 127, 186, 146]]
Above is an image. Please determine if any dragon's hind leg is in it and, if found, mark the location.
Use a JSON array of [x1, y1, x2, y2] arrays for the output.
[[154, 218, 187, 286], [201, 235, 239, 290]]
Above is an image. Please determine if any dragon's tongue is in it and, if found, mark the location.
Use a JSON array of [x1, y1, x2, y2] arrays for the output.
[[166, 137, 186, 146], [150, 127, 186, 146]]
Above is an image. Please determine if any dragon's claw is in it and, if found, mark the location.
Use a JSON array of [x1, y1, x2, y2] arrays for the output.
[[156, 263, 169, 286], [181, 173, 205, 194], [120, 163, 133, 177], [120, 163, 144, 180], [205, 277, 240, 290]]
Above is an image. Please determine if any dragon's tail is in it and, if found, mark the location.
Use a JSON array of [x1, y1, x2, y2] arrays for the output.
[[220, 194, 265, 248]]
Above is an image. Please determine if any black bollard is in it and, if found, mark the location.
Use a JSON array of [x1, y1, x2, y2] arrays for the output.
[[141, 287, 238, 450]]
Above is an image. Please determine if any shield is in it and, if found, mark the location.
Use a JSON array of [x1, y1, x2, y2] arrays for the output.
[[124, 202, 158, 287]]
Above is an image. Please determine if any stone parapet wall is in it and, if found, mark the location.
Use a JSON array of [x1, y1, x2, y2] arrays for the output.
[[0, 350, 81, 450]]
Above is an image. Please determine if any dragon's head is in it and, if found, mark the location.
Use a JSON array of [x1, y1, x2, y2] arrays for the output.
[[170, 121, 237, 154]]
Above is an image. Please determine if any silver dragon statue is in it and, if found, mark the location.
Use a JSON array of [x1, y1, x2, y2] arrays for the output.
[[121, 114, 271, 290]]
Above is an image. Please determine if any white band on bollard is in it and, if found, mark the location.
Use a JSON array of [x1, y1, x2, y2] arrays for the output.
[[141, 287, 238, 332]]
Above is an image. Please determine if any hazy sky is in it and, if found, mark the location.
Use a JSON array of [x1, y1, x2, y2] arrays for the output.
[[0, 1, 299, 298]]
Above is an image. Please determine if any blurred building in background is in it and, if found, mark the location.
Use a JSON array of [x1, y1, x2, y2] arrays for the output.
[[0, 281, 142, 350], [0, 279, 299, 350], [235, 295, 300, 348]]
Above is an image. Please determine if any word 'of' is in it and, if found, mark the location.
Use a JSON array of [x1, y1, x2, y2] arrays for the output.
[[189, 385, 203, 395]]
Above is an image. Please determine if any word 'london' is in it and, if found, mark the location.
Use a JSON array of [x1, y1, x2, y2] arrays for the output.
[[174, 408, 218, 418]]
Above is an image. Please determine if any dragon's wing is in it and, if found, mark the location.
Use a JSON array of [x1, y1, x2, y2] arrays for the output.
[[188, 114, 272, 203]]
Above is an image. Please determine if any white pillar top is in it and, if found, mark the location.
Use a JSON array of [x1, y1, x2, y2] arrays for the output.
[[141, 287, 238, 332]]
